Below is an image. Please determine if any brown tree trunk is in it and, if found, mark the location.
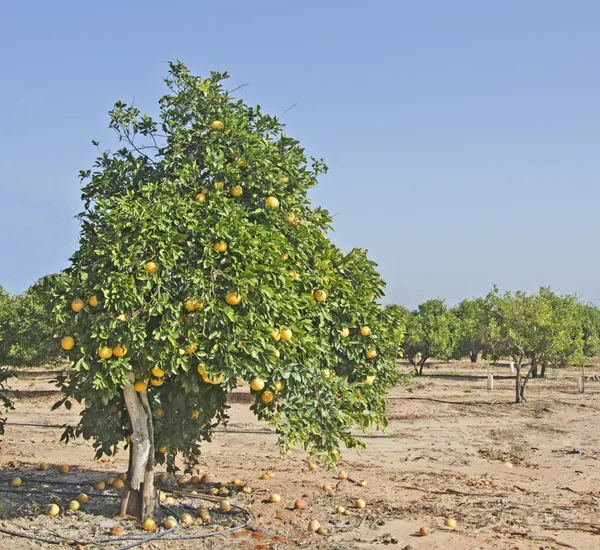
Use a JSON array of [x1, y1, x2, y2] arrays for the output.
[[530, 356, 538, 378], [515, 364, 522, 403], [540, 362, 547, 378], [120, 376, 157, 521], [417, 356, 428, 376]]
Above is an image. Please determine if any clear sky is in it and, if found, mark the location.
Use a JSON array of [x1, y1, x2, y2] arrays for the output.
[[1, 1, 598, 308]]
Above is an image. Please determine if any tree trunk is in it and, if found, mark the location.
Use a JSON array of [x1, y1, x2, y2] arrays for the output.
[[515, 364, 522, 403], [469, 351, 478, 363], [530, 356, 538, 378], [540, 362, 547, 378], [517, 362, 535, 403], [120, 377, 157, 521], [417, 356, 428, 376]]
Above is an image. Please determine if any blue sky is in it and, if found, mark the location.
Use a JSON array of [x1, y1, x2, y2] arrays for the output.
[[1, 1, 599, 308]]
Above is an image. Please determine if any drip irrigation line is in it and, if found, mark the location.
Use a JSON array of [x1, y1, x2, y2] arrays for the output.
[[114, 525, 177, 550], [3, 421, 391, 438], [0, 487, 118, 499]]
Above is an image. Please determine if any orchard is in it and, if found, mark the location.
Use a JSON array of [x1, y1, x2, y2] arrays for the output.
[[51, 62, 401, 520]]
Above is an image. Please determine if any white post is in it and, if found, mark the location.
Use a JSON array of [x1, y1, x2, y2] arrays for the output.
[[487, 374, 494, 390], [578, 376, 584, 393], [510, 361, 515, 374]]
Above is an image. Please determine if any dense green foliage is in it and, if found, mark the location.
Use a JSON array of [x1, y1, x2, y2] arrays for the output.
[[53, 62, 402, 472], [0, 277, 60, 367], [403, 299, 458, 375]]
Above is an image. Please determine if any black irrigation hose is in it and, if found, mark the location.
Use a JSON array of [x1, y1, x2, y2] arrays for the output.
[[114, 525, 178, 550], [0, 487, 118, 499], [3, 421, 391, 438], [0, 482, 253, 547]]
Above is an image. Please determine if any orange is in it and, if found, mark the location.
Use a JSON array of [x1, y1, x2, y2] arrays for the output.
[[210, 120, 225, 130], [150, 377, 164, 387], [71, 299, 85, 312], [225, 292, 242, 305], [274, 380, 284, 392], [341, 328, 350, 338], [360, 326, 371, 336], [280, 253, 289, 262], [195, 193, 206, 202], [184, 344, 198, 355], [250, 377, 265, 391], [98, 346, 113, 359], [142, 518, 156, 532], [45, 504, 60, 516], [270, 330, 281, 341], [88, 295, 99, 307], [144, 261, 158, 274], [366, 349, 377, 359], [152, 367, 165, 377], [213, 241, 228, 252], [134, 380, 147, 392], [314, 290, 327, 302], [279, 328, 293, 342], [261, 391, 274, 403], [185, 299, 197, 312], [61, 336, 75, 350], [266, 196, 279, 208], [231, 185, 243, 197], [202, 372, 223, 385], [363, 375, 376, 385], [112, 344, 127, 357], [214, 181, 225, 190]]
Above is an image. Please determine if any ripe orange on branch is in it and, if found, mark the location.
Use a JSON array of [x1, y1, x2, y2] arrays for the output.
[[71, 299, 85, 312], [144, 261, 158, 274], [98, 346, 113, 359], [225, 292, 242, 305], [61, 336, 75, 350]]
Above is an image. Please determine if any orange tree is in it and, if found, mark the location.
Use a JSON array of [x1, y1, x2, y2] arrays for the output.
[[51, 62, 401, 520]]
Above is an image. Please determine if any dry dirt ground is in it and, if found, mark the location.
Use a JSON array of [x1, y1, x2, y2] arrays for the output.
[[1, 361, 599, 550]]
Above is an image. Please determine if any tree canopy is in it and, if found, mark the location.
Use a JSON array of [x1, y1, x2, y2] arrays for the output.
[[52, 62, 402, 519]]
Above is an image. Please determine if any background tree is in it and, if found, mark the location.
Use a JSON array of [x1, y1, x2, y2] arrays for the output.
[[485, 287, 583, 402], [52, 62, 401, 521], [402, 299, 456, 375], [452, 298, 491, 363], [0, 276, 60, 367], [575, 303, 600, 360]]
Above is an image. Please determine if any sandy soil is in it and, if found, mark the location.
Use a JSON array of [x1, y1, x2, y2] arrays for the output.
[[0, 361, 599, 550]]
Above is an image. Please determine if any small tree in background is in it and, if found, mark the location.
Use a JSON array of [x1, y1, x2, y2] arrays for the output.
[[402, 299, 456, 375], [52, 62, 402, 520], [452, 297, 490, 363], [486, 287, 583, 402], [0, 276, 60, 367], [575, 303, 600, 360]]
